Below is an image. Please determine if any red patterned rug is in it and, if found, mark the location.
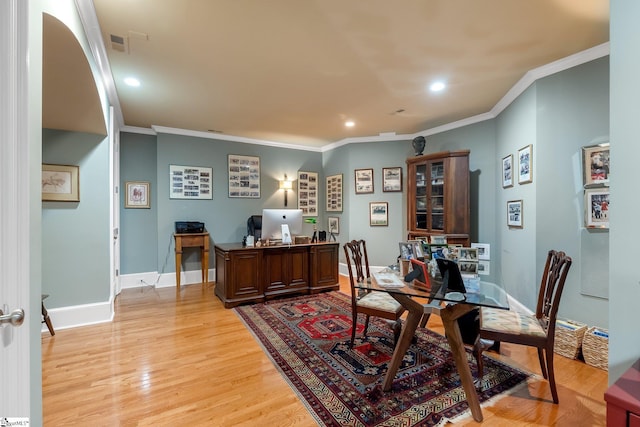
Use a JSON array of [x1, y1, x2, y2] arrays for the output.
[[234, 291, 529, 426]]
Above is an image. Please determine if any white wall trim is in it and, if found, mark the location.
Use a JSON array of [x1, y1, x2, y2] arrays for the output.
[[42, 299, 113, 333], [119, 270, 215, 290]]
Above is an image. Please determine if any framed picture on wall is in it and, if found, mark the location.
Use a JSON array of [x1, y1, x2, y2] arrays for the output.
[[382, 167, 402, 192], [125, 181, 150, 208], [297, 171, 318, 216], [170, 164, 213, 199], [518, 145, 533, 184], [502, 154, 513, 188], [507, 199, 523, 228], [228, 154, 260, 198], [585, 188, 609, 229], [369, 201, 388, 226], [326, 173, 343, 212], [582, 143, 610, 187], [42, 164, 80, 202], [355, 168, 374, 194]]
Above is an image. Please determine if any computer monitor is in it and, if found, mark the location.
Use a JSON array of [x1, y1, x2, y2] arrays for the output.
[[261, 209, 303, 242]]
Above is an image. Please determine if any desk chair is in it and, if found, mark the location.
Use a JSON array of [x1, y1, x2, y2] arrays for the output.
[[343, 239, 405, 348], [474, 250, 572, 403]]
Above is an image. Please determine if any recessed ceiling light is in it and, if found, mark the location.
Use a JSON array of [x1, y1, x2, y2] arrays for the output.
[[345, 121, 355, 128], [429, 81, 446, 92], [124, 77, 141, 87]]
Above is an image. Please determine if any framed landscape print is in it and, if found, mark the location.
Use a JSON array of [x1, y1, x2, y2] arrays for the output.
[[42, 164, 79, 202], [326, 174, 343, 212], [125, 181, 150, 208], [585, 188, 609, 229], [382, 167, 402, 192], [228, 155, 260, 198], [502, 154, 513, 188], [369, 201, 388, 226], [582, 143, 610, 187], [297, 171, 318, 216], [355, 168, 374, 194], [507, 199, 523, 228], [518, 145, 532, 184]]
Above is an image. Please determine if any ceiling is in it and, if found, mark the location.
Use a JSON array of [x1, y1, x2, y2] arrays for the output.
[[45, 1, 610, 148]]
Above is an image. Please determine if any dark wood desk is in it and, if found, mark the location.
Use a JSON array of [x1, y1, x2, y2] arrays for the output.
[[605, 358, 640, 426], [174, 231, 209, 293], [214, 242, 339, 308]]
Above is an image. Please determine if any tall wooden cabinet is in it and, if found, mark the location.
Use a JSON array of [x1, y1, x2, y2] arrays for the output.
[[406, 150, 470, 246]]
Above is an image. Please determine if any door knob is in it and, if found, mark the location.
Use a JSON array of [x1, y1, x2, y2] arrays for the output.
[[0, 308, 25, 327]]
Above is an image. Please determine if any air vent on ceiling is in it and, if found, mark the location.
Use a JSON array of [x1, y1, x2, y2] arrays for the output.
[[110, 34, 128, 53]]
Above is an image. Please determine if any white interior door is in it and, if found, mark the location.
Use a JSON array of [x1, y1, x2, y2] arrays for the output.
[[110, 107, 121, 297], [0, 0, 33, 418]]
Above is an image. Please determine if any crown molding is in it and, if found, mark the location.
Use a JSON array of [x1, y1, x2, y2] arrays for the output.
[[151, 125, 323, 152]]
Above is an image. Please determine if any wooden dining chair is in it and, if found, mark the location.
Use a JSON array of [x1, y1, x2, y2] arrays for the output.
[[473, 249, 572, 403], [343, 239, 405, 348]]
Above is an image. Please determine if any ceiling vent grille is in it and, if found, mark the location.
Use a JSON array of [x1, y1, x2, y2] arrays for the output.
[[110, 34, 128, 53]]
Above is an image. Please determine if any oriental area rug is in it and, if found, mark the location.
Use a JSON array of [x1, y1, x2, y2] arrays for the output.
[[234, 291, 529, 427]]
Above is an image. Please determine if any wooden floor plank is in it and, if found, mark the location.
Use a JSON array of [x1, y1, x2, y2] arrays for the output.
[[42, 277, 607, 426]]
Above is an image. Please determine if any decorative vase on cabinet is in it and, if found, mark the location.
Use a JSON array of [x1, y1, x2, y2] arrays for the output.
[[406, 150, 470, 246]]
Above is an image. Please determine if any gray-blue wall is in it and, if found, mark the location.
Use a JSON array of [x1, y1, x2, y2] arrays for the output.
[[117, 56, 610, 338], [610, 0, 640, 382], [42, 129, 111, 307]]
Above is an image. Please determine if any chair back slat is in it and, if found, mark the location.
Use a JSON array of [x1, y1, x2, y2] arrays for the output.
[[536, 250, 572, 334]]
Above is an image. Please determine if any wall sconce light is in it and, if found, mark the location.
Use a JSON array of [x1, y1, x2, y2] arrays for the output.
[[279, 173, 293, 206]]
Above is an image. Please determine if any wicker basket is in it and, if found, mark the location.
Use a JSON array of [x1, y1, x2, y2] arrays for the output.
[[582, 326, 609, 370], [554, 319, 587, 359]]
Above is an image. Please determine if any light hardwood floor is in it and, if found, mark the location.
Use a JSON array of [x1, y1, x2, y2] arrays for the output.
[[42, 277, 608, 426]]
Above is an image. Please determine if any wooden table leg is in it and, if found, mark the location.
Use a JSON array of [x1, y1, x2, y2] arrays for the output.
[[175, 248, 182, 293], [441, 304, 483, 422], [382, 295, 424, 391]]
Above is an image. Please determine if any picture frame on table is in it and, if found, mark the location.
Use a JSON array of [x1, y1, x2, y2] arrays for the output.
[[328, 216, 340, 234], [355, 168, 374, 194], [582, 143, 610, 187], [502, 154, 513, 188], [478, 260, 490, 276], [585, 188, 609, 229], [382, 167, 403, 192], [518, 144, 533, 184], [125, 181, 151, 208], [507, 199, 523, 228], [471, 243, 490, 260], [458, 248, 478, 262], [399, 241, 415, 260], [42, 164, 80, 202], [369, 201, 388, 226], [459, 261, 478, 275], [407, 240, 425, 259]]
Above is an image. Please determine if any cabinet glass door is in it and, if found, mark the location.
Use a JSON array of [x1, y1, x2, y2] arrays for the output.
[[429, 161, 444, 231], [415, 164, 427, 229]]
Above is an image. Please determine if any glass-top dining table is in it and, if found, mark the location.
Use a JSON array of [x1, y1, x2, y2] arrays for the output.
[[354, 268, 510, 423]]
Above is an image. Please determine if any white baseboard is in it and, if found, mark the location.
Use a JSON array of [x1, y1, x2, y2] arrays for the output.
[[41, 269, 215, 333], [119, 269, 215, 289], [41, 299, 113, 333]]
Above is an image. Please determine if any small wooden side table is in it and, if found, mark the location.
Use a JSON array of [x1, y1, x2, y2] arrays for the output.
[[174, 231, 210, 293]]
